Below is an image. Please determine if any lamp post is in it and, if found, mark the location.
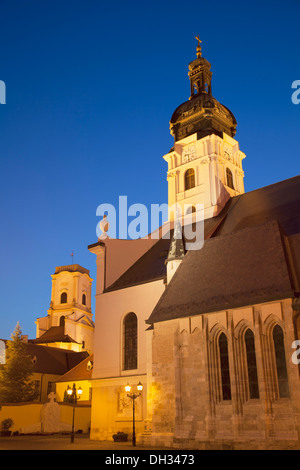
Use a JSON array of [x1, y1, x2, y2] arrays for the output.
[[125, 382, 143, 447], [67, 383, 82, 443]]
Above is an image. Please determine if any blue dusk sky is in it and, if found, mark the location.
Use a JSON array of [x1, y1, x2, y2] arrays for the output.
[[0, 0, 299, 340]]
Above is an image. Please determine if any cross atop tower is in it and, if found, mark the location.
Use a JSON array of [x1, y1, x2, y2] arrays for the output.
[[195, 35, 202, 58], [188, 38, 212, 98]]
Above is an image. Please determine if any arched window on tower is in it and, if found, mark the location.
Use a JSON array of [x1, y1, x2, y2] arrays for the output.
[[123, 312, 137, 371], [185, 168, 195, 191], [185, 205, 197, 234], [82, 293, 86, 306], [60, 292, 67, 304], [59, 316, 65, 327], [226, 168, 234, 190], [185, 205, 196, 215], [273, 325, 289, 398], [244, 329, 259, 399], [219, 333, 231, 400]]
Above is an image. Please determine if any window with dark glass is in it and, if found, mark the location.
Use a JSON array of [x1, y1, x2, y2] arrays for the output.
[[60, 292, 67, 304], [219, 333, 231, 400], [184, 205, 197, 236], [186, 205, 196, 215], [82, 293, 86, 305], [273, 325, 289, 398], [59, 316, 65, 327], [226, 168, 234, 190], [33, 380, 40, 395], [185, 168, 195, 191], [123, 312, 137, 371], [244, 329, 260, 399], [47, 381, 56, 395]]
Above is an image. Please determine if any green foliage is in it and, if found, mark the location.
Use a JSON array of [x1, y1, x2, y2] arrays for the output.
[[1, 418, 13, 431], [63, 389, 72, 403], [0, 323, 39, 403]]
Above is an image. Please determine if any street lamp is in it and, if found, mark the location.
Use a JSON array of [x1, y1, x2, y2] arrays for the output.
[[67, 383, 82, 443], [125, 382, 143, 447]]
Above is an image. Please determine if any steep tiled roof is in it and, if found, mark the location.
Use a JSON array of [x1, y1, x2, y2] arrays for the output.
[[0, 341, 88, 375], [103, 203, 229, 293], [215, 175, 300, 237], [147, 220, 298, 324], [146, 175, 300, 324], [30, 326, 78, 345], [104, 237, 171, 292], [103, 175, 300, 293], [56, 354, 93, 382]]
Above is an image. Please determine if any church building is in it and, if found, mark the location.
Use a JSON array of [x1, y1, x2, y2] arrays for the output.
[[88, 41, 300, 449], [34, 264, 94, 354], [0, 264, 93, 406]]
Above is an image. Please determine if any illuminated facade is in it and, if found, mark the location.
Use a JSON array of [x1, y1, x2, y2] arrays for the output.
[[88, 42, 300, 448], [165, 40, 245, 220], [35, 264, 94, 354]]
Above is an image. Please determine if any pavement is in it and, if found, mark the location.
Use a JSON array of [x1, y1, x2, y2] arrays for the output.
[[0, 433, 170, 450], [1, 433, 300, 452]]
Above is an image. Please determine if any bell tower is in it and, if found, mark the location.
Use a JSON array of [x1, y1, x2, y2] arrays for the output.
[[35, 264, 94, 353], [164, 39, 246, 221], [189, 36, 212, 98]]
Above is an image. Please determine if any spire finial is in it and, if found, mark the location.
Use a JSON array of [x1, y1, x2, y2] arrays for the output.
[[195, 35, 202, 58]]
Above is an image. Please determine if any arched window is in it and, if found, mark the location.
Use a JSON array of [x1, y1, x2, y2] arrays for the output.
[[60, 292, 67, 304], [82, 293, 86, 306], [186, 205, 196, 215], [185, 168, 195, 191], [123, 312, 137, 371], [273, 325, 289, 398], [185, 205, 197, 235], [244, 329, 259, 399], [219, 333, 231, 400], [226, 168, 234, 189], [59, 316, 65, 327]]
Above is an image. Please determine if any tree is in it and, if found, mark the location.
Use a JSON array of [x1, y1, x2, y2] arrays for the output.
[[0, 323, 38, 403]]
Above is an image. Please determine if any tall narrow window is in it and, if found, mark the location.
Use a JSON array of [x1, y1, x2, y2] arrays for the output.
[[47, 381, 56, 395], [184, 205, 197, 236], [245, 329, 259, 399], [123, 312, 137, 371], [59, 316, 65, 327], [273, 325, 289, 398], [82, 293, 86, 305], [186, 205, 196, 215], [226, 168, 234, 190], [60, 292, 67, 304], [219, 333, 231, 400], [185, 168, 195, 191]]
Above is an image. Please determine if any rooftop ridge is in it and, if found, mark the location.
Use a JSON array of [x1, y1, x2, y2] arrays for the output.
[[54, 264, 90, 275]]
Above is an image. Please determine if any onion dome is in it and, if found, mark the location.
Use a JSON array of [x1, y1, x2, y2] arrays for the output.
[[170, 38, 237, 142]]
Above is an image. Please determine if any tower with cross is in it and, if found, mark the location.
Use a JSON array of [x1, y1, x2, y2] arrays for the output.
[[165, 38, 246, 220], [195, 35, 202, 57], [35, 264, 94, 353]]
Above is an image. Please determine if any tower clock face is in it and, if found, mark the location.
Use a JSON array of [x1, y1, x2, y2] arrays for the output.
[[224, 145, 233, 161], [182, 146, 196, 164]]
